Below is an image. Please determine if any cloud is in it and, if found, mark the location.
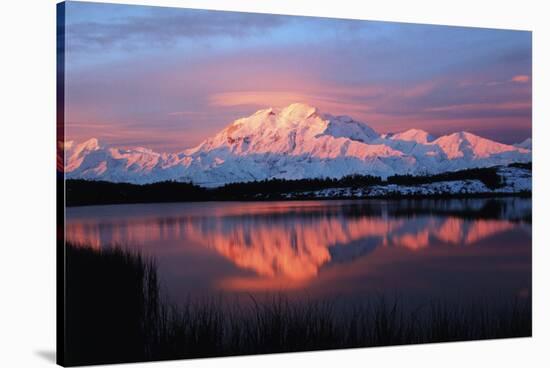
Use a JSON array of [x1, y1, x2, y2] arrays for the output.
[[209, 91, 314, 108], [511, 75, 530, 83], [209, 90, 373, 115], [66, 6, 288, 52], [63, 3, 532, 147], [424, 101, 531, 113]]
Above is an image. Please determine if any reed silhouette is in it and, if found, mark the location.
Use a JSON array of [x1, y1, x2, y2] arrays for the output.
[[63, 243, 531, 366], [64, 243, 160, 365]]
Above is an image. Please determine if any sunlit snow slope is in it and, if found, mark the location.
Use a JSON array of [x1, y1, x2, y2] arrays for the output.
[[65, 103, 531, 186]]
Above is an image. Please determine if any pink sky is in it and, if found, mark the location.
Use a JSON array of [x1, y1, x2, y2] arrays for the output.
[[63, 2, 532, 151]]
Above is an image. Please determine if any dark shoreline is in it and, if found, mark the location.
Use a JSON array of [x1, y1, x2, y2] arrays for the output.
[[65, 190, 531, 208], [64, 164, 531, 207]]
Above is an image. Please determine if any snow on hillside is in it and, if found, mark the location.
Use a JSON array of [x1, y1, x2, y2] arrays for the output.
[[514, 138, 532, 150], [280, 166, 531, 199], [65, 103, 532, 186], [389, 128, 434, 144]]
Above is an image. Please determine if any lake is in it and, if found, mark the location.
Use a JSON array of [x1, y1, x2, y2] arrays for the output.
[[65, 198, 531, 308]]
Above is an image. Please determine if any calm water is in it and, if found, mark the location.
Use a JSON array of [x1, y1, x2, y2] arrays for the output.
[[66, 198, 531, 306]]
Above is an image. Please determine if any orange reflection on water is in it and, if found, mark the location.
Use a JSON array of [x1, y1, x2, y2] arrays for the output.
[[393, 229, 431, 251], [435, 218, 463, 244], [66, 200, 525, 293], [66, 219, 169, 249], [463, 220, 515, 245], [390, 218, 517, 251], [184, 216, 401, 281]]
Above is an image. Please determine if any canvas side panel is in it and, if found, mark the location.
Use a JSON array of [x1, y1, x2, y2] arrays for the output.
[[56, 2, 66, 366]]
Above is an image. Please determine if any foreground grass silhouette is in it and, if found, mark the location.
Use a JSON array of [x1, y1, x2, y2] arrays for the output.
[[64, 243, 531, 366]]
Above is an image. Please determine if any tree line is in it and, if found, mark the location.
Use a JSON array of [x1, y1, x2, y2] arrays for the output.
[[64, 164, 526, 206]]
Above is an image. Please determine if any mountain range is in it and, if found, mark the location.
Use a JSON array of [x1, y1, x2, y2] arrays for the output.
[[65, 103, 531, 186]]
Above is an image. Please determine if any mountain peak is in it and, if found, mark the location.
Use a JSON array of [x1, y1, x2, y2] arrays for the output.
[[80, 137, 100, 149], [391, 128, 434, 144], [65, 107, 531, 185], [280, 102, 319, 120], [453, 131, 474, 138], [433, 131, 521, 159], [72, 137, 100, 156], [514, 138, 532, 150], [405, 128, 430, 135]]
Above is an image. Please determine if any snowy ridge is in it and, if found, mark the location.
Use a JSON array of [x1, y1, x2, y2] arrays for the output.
[[514, 138, 532, 150], [281, 166, 531, 199], [389, 128, 434, 144], [65, 103, 531, 186]]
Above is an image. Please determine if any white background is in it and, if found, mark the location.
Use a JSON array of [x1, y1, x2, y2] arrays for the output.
[[1, 0, 549, 367]]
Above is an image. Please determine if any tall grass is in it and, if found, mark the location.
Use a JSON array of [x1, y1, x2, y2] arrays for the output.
[[63, 243, 531, 366], [64, 243, 160, 365]]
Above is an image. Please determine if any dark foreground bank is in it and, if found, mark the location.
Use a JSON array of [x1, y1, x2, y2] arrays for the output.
[[62, 243, 532, 366]]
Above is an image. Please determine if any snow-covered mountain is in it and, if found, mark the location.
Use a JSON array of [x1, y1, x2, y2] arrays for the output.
[[65, 103, 531, 186], [514, 138, 532, 150]]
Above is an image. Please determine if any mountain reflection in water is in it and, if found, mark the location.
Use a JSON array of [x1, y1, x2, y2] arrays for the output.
[[66, 198, 531, 299]]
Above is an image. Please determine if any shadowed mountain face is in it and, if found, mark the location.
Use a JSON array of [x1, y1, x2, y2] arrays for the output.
[[64, 103, 531, 186]]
